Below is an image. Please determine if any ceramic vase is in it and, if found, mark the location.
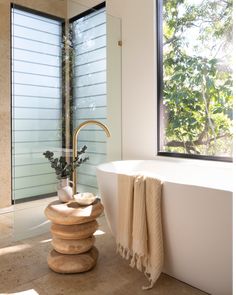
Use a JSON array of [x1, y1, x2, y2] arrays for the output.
[[57, 178, 74, 203]]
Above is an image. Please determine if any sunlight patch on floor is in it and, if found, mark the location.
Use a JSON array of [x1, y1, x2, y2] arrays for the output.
[[0, 244, 31, 256], [10, 289, 39, 295], [94, 229, 105, 236], [28, 220, 51, 231], [39, 238, 52, 244]]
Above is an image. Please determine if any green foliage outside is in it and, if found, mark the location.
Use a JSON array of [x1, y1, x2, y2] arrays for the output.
[[162, 0, 233, 157]]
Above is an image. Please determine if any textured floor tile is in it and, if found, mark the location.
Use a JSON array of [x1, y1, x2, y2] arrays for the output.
[[14, 197, 57, 211], [0, 237, 51, 293], [3, 282, 45, 295], [0, 213, 13, 237], [0, 216, 207, 295]]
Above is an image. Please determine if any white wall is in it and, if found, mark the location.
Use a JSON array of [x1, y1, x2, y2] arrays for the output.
[[108, 0, 157, 160]]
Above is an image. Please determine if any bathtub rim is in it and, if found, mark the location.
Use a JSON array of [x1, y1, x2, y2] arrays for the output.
[[96, 159, 233, 193]]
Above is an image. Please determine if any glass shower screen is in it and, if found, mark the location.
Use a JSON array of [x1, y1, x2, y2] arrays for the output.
[[11, 0, 122, 240]]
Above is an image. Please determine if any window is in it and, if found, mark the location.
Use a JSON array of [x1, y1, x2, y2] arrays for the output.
[[70, 3, 106, 194], [11, 6, 63, 201], [157, 0, 233, 161]]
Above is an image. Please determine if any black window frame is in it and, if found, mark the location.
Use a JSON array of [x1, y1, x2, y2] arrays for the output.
[[156, 0, 233, 163]]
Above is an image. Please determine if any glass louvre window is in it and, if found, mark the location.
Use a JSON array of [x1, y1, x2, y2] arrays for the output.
[[11, 7, 63, 201], [71, 5, 107, 194], [158, 0, 233, 161]]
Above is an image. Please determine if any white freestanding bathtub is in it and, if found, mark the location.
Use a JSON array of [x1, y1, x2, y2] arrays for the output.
[[96, 159, 232, 295]]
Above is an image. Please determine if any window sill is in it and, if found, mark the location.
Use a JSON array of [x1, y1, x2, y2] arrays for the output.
[[157, 151, 232, 163]]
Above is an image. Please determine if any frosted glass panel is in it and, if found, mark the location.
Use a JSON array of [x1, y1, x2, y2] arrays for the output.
[[75, 59, 106, 76], [71, 5, 106, 195], [14, 97, 61, 109], [14, 37, 60, 55], [75, 47, 106, 66], [13, 9, 61, 31], [12, 7, 63, 201], [75, 71, 106, 86], [13, 48, 60, 66], [14, 72, 60, 87], [14, 119, 62, 130], [74, 95, 106, 108], [14, 84, 61, 97]]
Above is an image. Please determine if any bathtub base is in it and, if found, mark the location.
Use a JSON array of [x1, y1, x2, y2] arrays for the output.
[[97, 160, 232, 295]]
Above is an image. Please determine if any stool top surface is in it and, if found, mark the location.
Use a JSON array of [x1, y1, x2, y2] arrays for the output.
[[45, 198, 104, 225]]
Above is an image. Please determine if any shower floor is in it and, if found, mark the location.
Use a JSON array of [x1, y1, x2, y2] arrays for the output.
[[0, 212, 208, 295]]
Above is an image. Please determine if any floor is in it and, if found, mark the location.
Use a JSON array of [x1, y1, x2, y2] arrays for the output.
[[0, 204, 208, 295]]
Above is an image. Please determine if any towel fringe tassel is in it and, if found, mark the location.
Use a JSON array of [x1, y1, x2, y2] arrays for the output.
[[117, 243, 159, 290], [117, 244, 131, 261]]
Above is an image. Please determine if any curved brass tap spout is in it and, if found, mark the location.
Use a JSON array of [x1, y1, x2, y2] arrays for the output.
[[72, 120, 111, 195]]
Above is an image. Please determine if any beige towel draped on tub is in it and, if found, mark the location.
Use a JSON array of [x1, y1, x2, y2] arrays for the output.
[[116, 173, 164, 290]]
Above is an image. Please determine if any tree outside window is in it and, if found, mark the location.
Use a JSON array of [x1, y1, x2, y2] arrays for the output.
[[158, 0, 233, 160]]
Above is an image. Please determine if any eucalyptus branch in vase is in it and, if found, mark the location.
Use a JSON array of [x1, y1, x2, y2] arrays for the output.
[[43, 146, 89, 202]]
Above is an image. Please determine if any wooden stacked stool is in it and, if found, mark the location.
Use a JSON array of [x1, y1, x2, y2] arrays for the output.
[[44, 198, 104, 274]]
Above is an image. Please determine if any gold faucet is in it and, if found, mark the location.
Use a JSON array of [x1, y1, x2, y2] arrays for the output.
[[72, 120, 111, 195]]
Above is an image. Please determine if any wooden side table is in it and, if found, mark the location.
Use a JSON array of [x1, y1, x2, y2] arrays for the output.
[[44, 199, 104, 273]]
